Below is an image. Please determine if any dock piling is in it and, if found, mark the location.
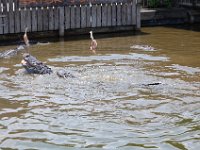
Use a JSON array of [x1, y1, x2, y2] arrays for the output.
[[59, 6, 65, 37]]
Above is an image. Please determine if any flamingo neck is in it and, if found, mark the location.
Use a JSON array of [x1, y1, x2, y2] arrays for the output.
[[90, 32, 94, 40], [25, 28, 28, 34]]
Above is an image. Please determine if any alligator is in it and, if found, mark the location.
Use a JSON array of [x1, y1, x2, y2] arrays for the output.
[[0, 45, 25, 58], [21, 53, 52, 74], [21, 53, 75, 78], [0, 40, 50, 59]]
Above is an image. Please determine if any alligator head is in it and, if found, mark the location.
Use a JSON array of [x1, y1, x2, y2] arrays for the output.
[[21, 53, 52, 74]]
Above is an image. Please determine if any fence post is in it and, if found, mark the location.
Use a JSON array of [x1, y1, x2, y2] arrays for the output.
[[136, 0, 141, 30], [59, 6, 65, 37]]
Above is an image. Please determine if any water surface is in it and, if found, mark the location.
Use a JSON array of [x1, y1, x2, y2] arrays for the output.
[[0, 25, 200, 150]]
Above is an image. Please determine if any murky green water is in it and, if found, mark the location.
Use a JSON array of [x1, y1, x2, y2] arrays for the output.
[[0, 25, 200, 150]]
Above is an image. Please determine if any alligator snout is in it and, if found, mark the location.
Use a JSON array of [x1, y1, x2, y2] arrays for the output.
[[21, 53, 52, 74]]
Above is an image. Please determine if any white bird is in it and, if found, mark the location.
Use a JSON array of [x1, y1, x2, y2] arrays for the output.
[[89, 31, 97, 51], [23, 27, 30, 47]]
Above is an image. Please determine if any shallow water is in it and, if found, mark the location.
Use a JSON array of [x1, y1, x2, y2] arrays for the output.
[[0, 25, 200, 150]]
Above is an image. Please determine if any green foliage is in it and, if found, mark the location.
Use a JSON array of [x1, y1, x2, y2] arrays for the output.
[[148, 0, 159, 8], [163, 0, 172, 8], [147, 0, 172, 8]]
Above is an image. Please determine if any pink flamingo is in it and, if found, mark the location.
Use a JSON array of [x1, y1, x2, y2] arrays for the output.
[[23, 27, 30, 47], [89, 31, 97, 51]]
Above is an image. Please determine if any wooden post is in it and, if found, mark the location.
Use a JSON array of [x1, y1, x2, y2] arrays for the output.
[[37, 8, 43, 31], [92, 4, 97, 27], [132, 0, 136, 26], [81, 5, 87, 28], [14, 1, 21, 33], [96, 4, 101, 27], [136, 0, 141, 30], [70, 6, 75, 29], [0, 0, 3, 34], [2, 0, 8, 34], [75, 5, 81, 28], [31, 7, 38, 32], [107, 4, 111, 26], [8, 0, 14, 33], [59, 6, 65, 37], [111, 3, 117, 26], [117, 3, 122, 26]]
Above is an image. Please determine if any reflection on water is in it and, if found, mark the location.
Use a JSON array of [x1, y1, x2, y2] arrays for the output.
[[0, 25, 200, 150]]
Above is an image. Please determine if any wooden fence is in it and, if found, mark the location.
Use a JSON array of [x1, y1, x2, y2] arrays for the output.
[[0, 0, 141, 36]]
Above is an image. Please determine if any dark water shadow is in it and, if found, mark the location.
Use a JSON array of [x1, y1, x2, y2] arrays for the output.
[[0, 30, 150, 47], [62, 30, 150, 41], [163, 23, 200, 32]]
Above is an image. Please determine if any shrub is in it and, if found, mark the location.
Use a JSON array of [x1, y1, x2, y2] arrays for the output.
[[163, 0, 172, 8], [147, 0, 172, 8], [147, 0, 159, 8]]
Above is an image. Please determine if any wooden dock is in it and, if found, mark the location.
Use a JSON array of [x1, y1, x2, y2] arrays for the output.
[[141, 0, 200, 8], [177, 0, 200, 7], [0, 0, 141, 37]]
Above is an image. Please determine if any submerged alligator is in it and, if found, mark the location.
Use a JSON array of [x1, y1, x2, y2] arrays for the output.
[[21, 53, 75, 78], [0, 41, 49, 59], [130, 44, 156, 51], [0, 45, 25, 58], [0, 27, 49, 59]]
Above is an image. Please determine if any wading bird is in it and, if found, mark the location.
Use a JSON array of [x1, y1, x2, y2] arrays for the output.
[[89, 31, 97, 52], [23, 27, 30, 47]]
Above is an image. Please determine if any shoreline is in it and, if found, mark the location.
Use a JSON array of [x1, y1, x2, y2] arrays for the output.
[[141, 8, 200, 26]]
